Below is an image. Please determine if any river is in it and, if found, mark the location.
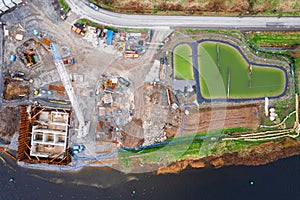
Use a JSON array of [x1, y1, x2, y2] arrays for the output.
[[0, 154, 299, 200]]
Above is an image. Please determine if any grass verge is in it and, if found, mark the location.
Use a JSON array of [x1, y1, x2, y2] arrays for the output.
[[59, 0, 69, 11]]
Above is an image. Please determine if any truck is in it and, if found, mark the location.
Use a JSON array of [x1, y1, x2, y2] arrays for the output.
[[63, 57, 75, 65], [52, 57, 75, 65]]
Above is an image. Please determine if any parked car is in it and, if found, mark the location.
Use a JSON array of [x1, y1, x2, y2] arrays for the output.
[[89, 3, 99, 11]]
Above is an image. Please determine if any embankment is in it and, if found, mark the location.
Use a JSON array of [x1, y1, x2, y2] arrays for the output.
[[157, 137, 300, 174]]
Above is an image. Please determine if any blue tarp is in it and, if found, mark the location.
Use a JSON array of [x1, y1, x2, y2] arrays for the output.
[[106, 30, 114, 45], [10, 55, 16, 62]]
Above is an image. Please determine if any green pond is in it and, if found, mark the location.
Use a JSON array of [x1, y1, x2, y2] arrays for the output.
[[173, 44, 194, 80], [198, 41, 286, 99]]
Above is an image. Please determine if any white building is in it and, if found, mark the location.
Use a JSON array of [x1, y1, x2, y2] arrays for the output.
[[0, 0, 22, 13]]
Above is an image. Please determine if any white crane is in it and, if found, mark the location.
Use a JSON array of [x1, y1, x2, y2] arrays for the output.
[[50, 43, 89, 138]]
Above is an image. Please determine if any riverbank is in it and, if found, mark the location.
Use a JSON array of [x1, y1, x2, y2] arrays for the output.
[[157, 137, 300, 174]]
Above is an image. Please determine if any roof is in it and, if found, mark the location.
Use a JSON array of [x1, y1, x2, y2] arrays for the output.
[[13, 0, 22, 3], [0, 2, 8, 12], [3, 0, 14, 8], [15, 34, 23, 41], [0, 0, 21, 12], [106, 30, 114, 45]]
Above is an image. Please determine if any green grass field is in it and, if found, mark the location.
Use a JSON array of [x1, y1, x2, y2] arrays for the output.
[[249, 32, 300, 46], [173, 44, 194, 80], [118, 128, 259, 168], [198, 41, 286, 99]]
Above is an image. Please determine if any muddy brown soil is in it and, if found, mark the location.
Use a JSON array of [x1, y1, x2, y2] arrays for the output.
[[4, 80, 30, 100], [0, 107, 20, 143], [183, 104, 260, 135], [157, 137, 300, 174], [121, 118, 144, 147], [120, 131, 144, 148]]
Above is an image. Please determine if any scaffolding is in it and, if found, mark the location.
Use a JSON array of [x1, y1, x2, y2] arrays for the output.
[[17, 106, 71, 165]]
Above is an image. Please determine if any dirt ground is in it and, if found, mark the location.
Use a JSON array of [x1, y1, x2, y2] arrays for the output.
[[183, 104, 260, 135], [0, 107, 20, 143], [120, 83, 182, 147], [4, 81, 30, 100], [121, 118, 144, 147]]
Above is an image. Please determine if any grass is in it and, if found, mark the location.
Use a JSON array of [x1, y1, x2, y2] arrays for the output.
[[76, 19, 119, 32], [121, 28, 149, 33], [59, 0, 69, 11], [118, 135, 265, 168], [198, 41, 286, 99], [77, 18, 101, 28], [118, 127, 255, 167], [245, 31, 300, 93], [91, 0, 300, 17], [223, 140, 261, 152], [173, 44, 194, 80], [248, 32, 300, 46]]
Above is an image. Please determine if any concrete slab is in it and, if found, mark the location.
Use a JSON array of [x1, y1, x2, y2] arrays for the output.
[[145, 60, 160, 82]]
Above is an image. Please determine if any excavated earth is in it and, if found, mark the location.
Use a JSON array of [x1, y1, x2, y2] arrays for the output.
[[183, 104, 260, 135], [0, 106, 20, 144]]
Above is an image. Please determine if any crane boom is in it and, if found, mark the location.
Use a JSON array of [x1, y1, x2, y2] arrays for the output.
[[50, 43, 89, 138]]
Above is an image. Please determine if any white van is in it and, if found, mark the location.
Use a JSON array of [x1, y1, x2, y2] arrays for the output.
[[89, 3, 99, 11]]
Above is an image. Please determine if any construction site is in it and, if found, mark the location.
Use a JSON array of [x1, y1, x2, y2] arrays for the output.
[[0, 1, 299, 174], [72, 21, 152, 58], [0, 1, 179, 169]]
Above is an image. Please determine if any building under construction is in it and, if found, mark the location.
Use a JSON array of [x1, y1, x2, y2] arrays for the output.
[[17, 105, 71, 165], [22, 49, 39, 67], [16, 39, 42, 68]]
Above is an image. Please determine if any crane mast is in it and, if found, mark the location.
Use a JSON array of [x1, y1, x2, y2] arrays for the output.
[[50, 43, 89, 138]]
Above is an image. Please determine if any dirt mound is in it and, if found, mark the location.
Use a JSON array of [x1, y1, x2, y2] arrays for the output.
[[157, 160, 190, 174], [121, 118, 144, 148], [157, 159, 206, 174]]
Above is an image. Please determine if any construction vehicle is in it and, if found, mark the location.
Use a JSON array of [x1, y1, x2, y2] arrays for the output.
[[50, 43, 90, 138], [72, 23, 87, 36], [52, 57, 75, 65], [41, 38, 51, 48], [63, 57, 75, 65]]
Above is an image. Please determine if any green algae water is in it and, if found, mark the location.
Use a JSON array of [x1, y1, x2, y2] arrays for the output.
[[198, 41, 286, 99], [173, 44, 194, 80]]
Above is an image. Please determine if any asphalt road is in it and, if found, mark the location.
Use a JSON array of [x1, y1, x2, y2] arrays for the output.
[[66, 0, 300, 30]]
